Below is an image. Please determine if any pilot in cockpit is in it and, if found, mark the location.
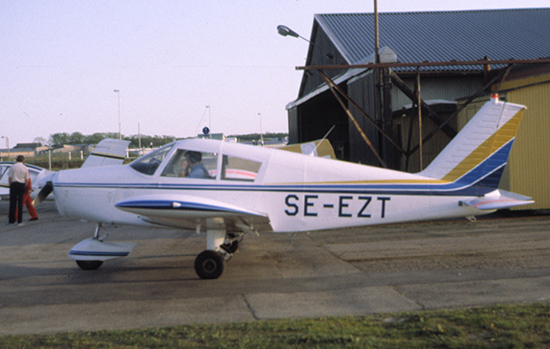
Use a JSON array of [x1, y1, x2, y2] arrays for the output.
[[178, 157, 190, 177], [185, 151, 210, 178]]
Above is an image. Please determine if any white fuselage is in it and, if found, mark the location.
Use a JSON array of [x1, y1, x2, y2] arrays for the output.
[[52, 139, 486, 233]]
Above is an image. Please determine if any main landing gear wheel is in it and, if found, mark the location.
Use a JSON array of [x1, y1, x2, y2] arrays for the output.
[[76, 260, 103, 270], [194, 250, 225, 279]]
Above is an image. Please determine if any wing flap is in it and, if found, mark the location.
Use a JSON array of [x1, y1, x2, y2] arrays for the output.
[[464, 190, 534, 210]]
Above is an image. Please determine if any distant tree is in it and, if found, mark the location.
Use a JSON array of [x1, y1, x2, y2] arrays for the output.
[[49, 133, 70, 147], [104, 132, 119, 140], [230, 132, 288, 143], [83, 133, 103, 145], [68, 132, 85, 144], [127, 135, 175, 148], [33, 137, 46, 146], [83, 132, 119, 145]]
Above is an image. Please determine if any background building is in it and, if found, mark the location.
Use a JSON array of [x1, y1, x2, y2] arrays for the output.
[[286, 8, 550, 210]]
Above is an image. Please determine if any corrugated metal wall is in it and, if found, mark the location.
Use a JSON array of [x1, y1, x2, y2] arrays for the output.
[[392, 75, 483, 110], [457, 74, 550, 210], [391, 75, 482, 172], [504, 76, 550, 210]]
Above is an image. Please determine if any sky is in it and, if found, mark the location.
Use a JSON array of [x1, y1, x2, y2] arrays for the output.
[[1, 0, 548, 147]]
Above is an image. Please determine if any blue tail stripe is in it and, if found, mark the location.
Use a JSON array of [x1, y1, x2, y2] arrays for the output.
[[453, 140, 513, 189]]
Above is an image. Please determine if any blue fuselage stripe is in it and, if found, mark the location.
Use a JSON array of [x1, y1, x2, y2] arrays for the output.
[[56, 140, 512, 198]]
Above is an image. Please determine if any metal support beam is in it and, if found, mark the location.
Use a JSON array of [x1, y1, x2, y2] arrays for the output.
[[416, 68, 423, 170], [406, 65, 514, 157], [297, 58, 550, 71], [390, 71, 457, 139], [319, 71, 387, 167], [318, 70, 406, 155]]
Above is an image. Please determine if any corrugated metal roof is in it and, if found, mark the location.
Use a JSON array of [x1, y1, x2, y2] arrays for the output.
[[314, 8, 550, 72]]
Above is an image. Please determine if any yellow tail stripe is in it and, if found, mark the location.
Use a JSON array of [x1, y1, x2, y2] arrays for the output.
[[442, 108, 525, 182]]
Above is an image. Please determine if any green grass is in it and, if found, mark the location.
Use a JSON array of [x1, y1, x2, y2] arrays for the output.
[[1, 302, 550, 348]]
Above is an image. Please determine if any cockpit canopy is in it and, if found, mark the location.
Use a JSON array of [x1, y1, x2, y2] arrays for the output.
[[129, 141, 262, 182]]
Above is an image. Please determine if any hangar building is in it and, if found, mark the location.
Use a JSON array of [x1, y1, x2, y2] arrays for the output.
[[286, 8, 550, 210]]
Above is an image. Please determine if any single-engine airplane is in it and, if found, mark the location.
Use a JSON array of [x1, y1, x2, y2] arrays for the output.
[[40, 95, 533, 279]]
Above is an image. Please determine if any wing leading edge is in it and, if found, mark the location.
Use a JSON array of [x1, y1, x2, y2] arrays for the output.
[[115, 194, 272, 233]]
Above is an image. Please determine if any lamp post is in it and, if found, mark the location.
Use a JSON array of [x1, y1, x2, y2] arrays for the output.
[[277, 25, 311, 44], [258, 113, 264, 145], [1, 136, 9, 160], [138, 122, 142, 153], [206, 105, 211, 129], [114, 89, 121, 140]]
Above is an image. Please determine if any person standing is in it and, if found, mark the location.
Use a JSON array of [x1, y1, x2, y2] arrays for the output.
[[7, 155, 29, 225], [15, 170, 38, 221]]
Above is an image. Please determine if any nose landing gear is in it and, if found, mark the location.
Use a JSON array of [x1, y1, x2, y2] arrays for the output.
[[193, 229, 243, 279]]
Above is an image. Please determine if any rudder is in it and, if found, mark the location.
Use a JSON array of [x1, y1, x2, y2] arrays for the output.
[[420, 94, 526, 189]]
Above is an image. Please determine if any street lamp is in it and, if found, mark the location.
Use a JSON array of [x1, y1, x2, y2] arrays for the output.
[[258, 113, 264, 146], [206, 105, 211, 129], [114, 89, 121, 140], [1, 136, 9, 160], [276, 25, 311, 44]]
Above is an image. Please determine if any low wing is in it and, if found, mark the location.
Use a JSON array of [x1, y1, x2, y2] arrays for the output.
[[463, 190, 534, 210], [115, 194, 273, 233], [82, 139, 130, 168]]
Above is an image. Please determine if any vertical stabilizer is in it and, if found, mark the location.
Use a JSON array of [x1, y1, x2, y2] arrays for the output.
[[82, 139, 130, 168], [420, 95, 526, 189]]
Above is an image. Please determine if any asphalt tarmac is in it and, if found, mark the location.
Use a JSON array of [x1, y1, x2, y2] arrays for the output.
[[1, 201, 550, 336]]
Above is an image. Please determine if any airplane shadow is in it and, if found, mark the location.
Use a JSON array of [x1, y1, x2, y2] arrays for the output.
[[0, 255, 202, 286]]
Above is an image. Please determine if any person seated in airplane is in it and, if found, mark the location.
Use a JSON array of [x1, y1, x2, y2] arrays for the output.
[[185, 151, 210, 178], [179, 158, 190, 177]]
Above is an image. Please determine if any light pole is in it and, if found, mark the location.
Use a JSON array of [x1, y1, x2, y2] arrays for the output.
[[206, 105, 211, 129], [114, 89, 121, 140], [277, 25, 311, 44], [138, 122, 142, 153], [258, 113, 264, 145], [1, 136, 9, 160]]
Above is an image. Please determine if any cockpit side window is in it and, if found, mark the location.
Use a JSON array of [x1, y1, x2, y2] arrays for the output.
[[130, 144, 173, 175], [221, 155, 261, 182], [160, 148, 216, 179], [161, 149, 187, 177]]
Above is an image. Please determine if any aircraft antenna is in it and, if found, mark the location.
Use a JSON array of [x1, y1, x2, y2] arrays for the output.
[[309, 124, 335, 156]]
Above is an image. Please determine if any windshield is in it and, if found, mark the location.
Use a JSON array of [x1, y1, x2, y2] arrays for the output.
[[130, 143, 174, 175]]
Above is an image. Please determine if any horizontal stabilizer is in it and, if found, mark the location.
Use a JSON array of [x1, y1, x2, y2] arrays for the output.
[[463, 190, 534, 210], [82, 139, 130, 168], [69, 238, 136, 261]]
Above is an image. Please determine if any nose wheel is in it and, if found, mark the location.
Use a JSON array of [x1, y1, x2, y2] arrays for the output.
[[76, 260, 103, 270], [194, 250, 225, 279]]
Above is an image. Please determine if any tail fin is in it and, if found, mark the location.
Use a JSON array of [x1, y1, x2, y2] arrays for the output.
[[420, 94, 526, 189], [82, 139, 130, 168]]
